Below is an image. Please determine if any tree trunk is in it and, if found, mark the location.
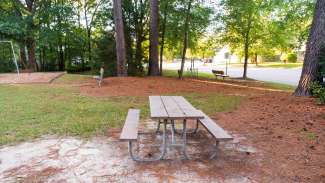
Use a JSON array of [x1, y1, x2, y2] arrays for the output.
[[179, 0, 193, 79], [25, 0, 37, 72], [242, 16, 252, 79], [26, 38, 37, 71], [113, 0, 127, 76], [42, 48, 46, 71], [159, 2, 168, 76], [58, 44, 64, 71], [148, 0, 160, 76], [19, 43, 28, 69], [87, 28, 92, 64], [243, 41, 249, 79], [295, 0, 325, 96]]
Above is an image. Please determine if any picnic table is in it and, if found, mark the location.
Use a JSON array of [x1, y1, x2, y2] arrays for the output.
[[120, 96, 233, 162], [149, 96, 205, 159]]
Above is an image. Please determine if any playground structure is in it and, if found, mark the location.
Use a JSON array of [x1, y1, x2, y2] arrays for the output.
[[0, 41, 20, 75]]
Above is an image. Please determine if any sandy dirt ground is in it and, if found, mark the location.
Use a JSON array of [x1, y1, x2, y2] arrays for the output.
[[1, 76, 325, 183], [0, 72, 65, 84], [0, 121, 257, 183]]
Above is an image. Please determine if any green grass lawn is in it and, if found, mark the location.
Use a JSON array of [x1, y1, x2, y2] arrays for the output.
[[0, 77, 242, 145], [263, 82, 296, 91], [162, 69, 216, 79]]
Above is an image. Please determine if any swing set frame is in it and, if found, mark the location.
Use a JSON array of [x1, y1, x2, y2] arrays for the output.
[[0, 40, 20, 75]]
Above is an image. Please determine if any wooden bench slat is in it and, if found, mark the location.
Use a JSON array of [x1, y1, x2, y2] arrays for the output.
[[149, 96, 168, 119], [120, 109, 140, 141], [198, 112, 233, 141]]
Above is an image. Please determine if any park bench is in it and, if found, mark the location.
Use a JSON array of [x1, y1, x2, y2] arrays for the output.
[[212, 69, 229, 80], [198, 111, 233, 159]]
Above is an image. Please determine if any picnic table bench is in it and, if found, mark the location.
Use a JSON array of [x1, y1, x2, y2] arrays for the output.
[[198, 111, 233, 158], [119, 96, 233, 161], [120, 109, 140, 142], [212, 69, 229, 79]]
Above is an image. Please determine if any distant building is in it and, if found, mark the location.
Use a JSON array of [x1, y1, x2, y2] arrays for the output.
[[213, 46, 240, 64], [297, 44, 306, 61]]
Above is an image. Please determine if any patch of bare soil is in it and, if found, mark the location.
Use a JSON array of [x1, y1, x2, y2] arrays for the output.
[[216, 93, 325, 183], [79, 76, 274, 97], [0, 129, 256, 183], [0, 72, 65, 84]]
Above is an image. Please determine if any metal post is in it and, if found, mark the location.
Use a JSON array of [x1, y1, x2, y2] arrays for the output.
[[226, 57, 229, 76], [156, 120, 161, 133], [182, 119, 189, 159], [171, 120, 176, 144], [10, 41, 19, 75]]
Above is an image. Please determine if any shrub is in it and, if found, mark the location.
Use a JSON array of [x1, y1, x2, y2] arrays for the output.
[[287, 53, 298, 63], [310, 82, 325, 104]]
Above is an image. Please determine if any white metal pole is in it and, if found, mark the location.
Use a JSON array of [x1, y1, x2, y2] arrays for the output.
[[10, 42, 20, 75]]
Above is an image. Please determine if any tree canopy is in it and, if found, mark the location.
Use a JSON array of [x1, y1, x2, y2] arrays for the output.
[[0, 0, 316, 79]]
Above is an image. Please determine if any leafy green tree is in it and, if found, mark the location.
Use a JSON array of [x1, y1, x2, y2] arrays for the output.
[[218, 0, 267, 79]]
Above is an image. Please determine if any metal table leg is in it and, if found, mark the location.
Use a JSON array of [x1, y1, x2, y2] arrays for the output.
[[182, 119, 190, 159], [156, 119, 162, 133], [172, 120, 199, 134], [171, 120, 176, 144]]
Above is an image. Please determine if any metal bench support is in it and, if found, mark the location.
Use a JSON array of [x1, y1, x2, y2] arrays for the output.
[[128, 120, 167, 162], [210, 140, 220, 159]]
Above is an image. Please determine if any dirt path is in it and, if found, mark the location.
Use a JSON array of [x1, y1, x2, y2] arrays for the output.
[[79, 76, 278, 97], [0, 72, 65, 84], [0, 129, 257, 182]]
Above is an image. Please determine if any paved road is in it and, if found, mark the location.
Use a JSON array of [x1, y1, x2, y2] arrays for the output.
[[164, 61, 302, 86]]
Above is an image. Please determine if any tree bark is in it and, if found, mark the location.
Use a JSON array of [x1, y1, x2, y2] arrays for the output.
[[25, 0, 37, 71], [87, 28, 92, 64], [148, 0, 160, 76], [179, 0, 193, 79], [295, 0, 325, 96], [159, 2, 168, 76], [26, 38, 37, 71], [113, 0, 127, 76], [243, 40, 249, 79], [255, 53, 258, 66], [242, 15, 252, 79], [84, 3, 92, 65], [19, 43, 28, 69]]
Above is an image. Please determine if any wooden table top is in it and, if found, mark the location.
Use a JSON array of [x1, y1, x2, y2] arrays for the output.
[[149, 96, 205, 120]]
